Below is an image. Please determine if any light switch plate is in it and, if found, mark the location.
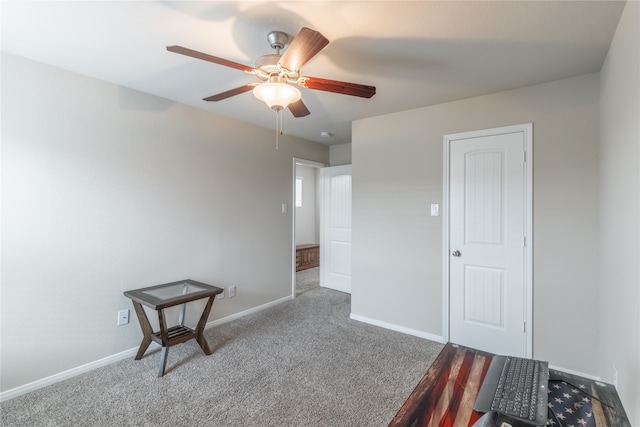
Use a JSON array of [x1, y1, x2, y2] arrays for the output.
[[431, 204, 440, 217]]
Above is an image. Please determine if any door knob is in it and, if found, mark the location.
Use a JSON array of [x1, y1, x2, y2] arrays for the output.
[[452, 250, 461, 257]]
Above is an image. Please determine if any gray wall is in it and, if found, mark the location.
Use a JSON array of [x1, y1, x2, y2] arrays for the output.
[[351, 2, 639, 421], [1, 53, 329, 392], [352, 73, 600, 374], [598, 1, 639, 422], [329, 143, 352, 166]]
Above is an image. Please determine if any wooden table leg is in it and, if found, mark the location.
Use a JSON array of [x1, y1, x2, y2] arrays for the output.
[[158, 346, 169, 378], [194, 296, 216, 355], [131, 302, 153, 360], [157, 309, 170, 377]]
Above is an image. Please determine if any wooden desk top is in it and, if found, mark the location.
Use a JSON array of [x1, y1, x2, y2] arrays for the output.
[[389, 342, 630, 427]]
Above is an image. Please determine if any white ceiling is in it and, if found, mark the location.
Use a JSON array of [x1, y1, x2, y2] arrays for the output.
[[1, 1, 626, 145]]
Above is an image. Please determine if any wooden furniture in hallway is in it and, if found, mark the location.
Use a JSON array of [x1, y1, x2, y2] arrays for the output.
[[296, 244, 319, 271]]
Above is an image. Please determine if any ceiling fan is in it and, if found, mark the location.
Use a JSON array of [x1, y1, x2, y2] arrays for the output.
[[166, 27, 376, 118]]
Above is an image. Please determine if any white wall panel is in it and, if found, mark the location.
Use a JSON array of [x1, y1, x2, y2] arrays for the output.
[[464, 266, 504, 328], [465, 151, 504, 245]]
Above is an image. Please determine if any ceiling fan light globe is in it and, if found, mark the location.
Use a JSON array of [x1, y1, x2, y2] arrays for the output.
[[253, 82, 301, 110]]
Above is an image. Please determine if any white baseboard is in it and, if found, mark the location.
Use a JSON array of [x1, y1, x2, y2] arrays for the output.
[[548, 364, 601, 382], [0, 295, 293, 403], [204, 295, 292, 330], [350, 314, 602, 382], [0, 348, 137, 402], [350, 313, 445, 343]]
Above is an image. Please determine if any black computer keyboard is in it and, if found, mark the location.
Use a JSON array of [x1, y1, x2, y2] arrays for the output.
[[490, 356, 542, 421]]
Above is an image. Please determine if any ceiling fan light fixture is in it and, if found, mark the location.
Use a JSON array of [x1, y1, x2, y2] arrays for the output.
[[253, 82, 301, 111]]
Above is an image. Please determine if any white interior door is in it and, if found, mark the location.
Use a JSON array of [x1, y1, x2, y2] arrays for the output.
[[446, 124, 532, 357], [320, 165, 352, 294]]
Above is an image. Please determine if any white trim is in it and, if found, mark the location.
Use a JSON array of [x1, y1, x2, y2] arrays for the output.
[[292, 158, 298, 298], [524, 124, 534, 358], [442, 123, 534, 357], [350, 313, 446, 343], [294, 158, 327, 169], [0, 295, 292, 403], [442, 138, 451, 344]]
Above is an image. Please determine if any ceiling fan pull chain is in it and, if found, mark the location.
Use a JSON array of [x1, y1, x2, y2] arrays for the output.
[[275, 109, 280, 150]]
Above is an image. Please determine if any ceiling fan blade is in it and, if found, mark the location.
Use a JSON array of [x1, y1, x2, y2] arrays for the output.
[[278, 27, 329, 72], [203, 83, 258, 102], [288, 99, 310, 118], [167, 45, 255, 73], [299, 77, 376, 98]]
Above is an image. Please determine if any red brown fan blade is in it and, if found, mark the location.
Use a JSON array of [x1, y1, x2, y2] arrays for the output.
[[167, 45, 255, 73], [203, 83, 258, 102], [288, 99, 310, 118], [278, 27, 329, 72], [299, 77, 376, 98]]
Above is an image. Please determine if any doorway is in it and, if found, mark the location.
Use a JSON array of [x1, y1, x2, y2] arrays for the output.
[[292, 158, 326, 297], [443, 123, 533, 357]]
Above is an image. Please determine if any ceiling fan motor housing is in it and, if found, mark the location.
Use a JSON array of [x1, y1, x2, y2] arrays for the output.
[[255, 54, 281, 75], [267, 31, 288, 51]]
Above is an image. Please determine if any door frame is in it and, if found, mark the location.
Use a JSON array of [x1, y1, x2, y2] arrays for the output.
[[291, 157, 328, 298], [442, 123, 534, 357]]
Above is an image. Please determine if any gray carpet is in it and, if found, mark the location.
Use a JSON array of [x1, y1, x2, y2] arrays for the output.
[[296, 267, 320, 296], [0, 286, 444, 427]]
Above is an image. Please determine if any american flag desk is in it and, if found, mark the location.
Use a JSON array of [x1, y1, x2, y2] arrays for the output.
[[389, 343, 630, 427]]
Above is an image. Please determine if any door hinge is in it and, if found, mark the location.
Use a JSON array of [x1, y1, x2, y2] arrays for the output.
[[523, 151, 526, 163], [524, 321, 527, 333], [523, 236, 526, 247]]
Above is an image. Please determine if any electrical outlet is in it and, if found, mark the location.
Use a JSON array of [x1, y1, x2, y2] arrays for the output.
[[613, 366, 618, 388], [117, 309, 129, 326], [228, 285, 236, 298], [216, 288, 225, 300]]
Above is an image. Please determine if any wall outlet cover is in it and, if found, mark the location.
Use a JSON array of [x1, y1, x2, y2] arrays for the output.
[[117, 309, 129, 326]]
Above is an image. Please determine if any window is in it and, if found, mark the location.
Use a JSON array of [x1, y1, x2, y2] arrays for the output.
[[295, 176, 303, 207]]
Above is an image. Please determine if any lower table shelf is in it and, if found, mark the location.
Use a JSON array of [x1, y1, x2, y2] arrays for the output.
[[151, 325, 195, 346]]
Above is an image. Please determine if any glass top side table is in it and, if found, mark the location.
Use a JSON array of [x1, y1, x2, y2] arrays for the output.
[[124, 279, 224, 377]]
